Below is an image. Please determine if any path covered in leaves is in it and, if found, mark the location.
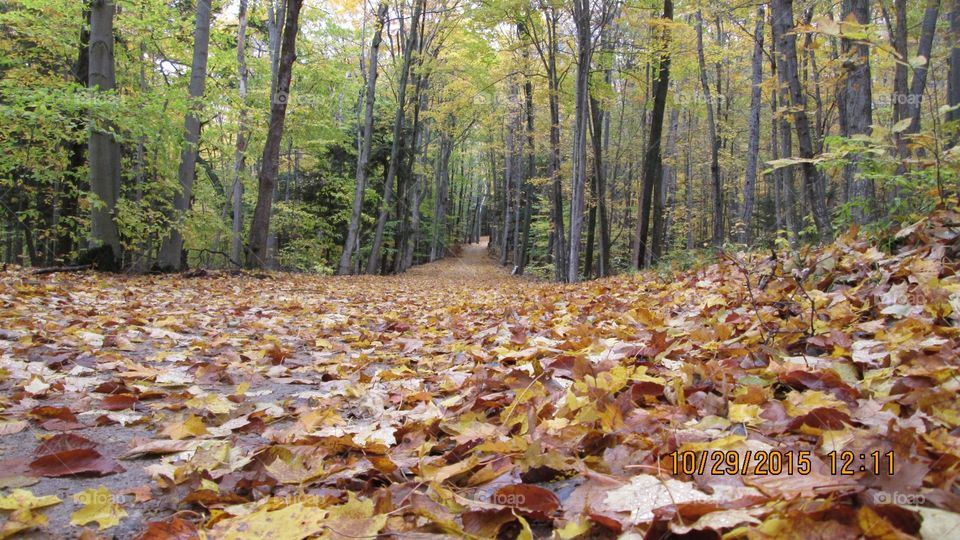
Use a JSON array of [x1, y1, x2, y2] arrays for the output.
[[1, 216, 960, 538]]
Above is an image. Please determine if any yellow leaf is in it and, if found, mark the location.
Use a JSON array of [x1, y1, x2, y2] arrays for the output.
[[320, 494, 387, 540], [161, 414, 209, 440], [209, 502, 327, 540], [0, 489, 61, 511], [70, 486, 127, 531], [728, 403, 762, 426], [1, 509, 48, 539]]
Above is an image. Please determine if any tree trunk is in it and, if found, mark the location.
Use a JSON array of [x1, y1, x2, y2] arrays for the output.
[[246, 0, 303, 268], [88, 0, 122, 266], [949, 0, 960, 150], [545, 7, 566, 281], [841, 0, 874, 223], [567, 0, 592, 283], [366, 0, 423, 274], [636, 0, 672, 269], [339, 2, 388, 274], [231, 0, 250, 266], [158, 0, 212, 270], [696, 10, 723, 248], [772, 0, 832, 240], [901, 0, 941, 148], [61, 5, 91, 261], [740, 4, 764, 244], [430, 127, 453, 262]]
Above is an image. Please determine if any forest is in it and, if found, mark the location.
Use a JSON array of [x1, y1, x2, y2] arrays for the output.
[[0, 0, 954, 278], [2, 0, 960, 538]]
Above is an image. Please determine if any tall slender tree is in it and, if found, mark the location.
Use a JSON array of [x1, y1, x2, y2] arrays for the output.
[[88, 0, 122, 267], [772, 0, 831, 239], [247, 0, 304, 268], [841, 0, 874, 223], [636, 0, 673, 269], [695, 9, 722, 248], [339, 2, 389, 275], [740, 4, 764, 243], [231, 0, 250, 265], [158, 0, 212, 270], [367, 0, 424, 275]]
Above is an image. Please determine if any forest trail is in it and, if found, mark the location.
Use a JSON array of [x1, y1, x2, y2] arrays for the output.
[[401, 237, 513, 285], [1, 209, 960, 538]]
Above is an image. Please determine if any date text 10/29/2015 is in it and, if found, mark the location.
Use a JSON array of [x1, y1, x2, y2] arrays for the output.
[[665, 450, 896, 476]]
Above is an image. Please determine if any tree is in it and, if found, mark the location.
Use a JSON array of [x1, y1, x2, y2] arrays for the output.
[[841, 0, 874, 223], [366, 0, 424, 275], [158, 0, 212, 270], [950, 0, 960, 148], [771, 0, 831, 240], [635, 0, 672, 269], [247, 0, 304, 268], [88, 0, 122, 267], [740, 4, 764, 244], [231, 0, 250, 266], [695, 8, 722, 248], [339, 2, 388, 275]]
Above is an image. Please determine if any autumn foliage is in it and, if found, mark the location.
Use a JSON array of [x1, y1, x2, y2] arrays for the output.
[[1, 209, 960, 538]]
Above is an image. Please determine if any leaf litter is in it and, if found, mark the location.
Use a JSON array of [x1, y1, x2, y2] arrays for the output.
[[0, 210, 959, 538]]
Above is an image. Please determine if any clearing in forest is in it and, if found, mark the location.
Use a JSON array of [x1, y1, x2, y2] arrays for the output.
[[1, 216, 960, 538]]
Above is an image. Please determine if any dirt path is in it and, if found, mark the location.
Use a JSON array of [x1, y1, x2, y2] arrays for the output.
[[400, 237, 513, 285], [0, 244, 527, 538]]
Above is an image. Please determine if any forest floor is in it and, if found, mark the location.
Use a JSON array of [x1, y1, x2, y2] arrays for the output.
[[1, 211, 960, 539]]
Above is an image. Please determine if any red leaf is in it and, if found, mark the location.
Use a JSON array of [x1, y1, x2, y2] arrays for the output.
[[491, 484, 560, 520], [35, 433, 96, 454], [101, 393, 138, 411], [29, 448, 125, 477], [135, 517, 199, 540]]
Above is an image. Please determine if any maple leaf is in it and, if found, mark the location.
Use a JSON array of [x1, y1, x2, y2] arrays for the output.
[[70, 486, 128, 530]]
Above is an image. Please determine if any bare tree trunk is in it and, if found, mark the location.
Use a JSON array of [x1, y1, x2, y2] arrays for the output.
[[901, 0, 941, 149], [158, 0, 212, 270], [636, 0, 672, 269], [366, 0, 423, 274], [61, 4, 91, 261], [88, 0, 122, 267], [430, 127, 453, 261], [695, 10, 723, 248], [660, 109, 680, 251], [741, 4, 764, 244], [246, 0, 303, 268], [517, 45, 536, 276], [229, 0, 250, 266], [339, 2, 387, 274], [500, 86, 516, 266], [772, 0, 831, 240], [950, 0, 960, 151], [545, 7, 566, 281], [841, 0, 874, 223], [567, 0, 592, 282]]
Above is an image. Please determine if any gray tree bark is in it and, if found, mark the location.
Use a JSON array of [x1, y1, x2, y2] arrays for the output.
[[637, 0, 672, 269], [246, 0, 303, 268], [772, 0, 832, 240], [567, 0, 592, 282], [88, 0, 122, 265], [950, 0, 960, 150], [740, 4, 764, 244], [339, 2, 388, 275], [366, 0, 423, 274], [841, 0, 874, 224], [696, 10, 723, 248], [158, 0, 212, 270], [231, 0, 250, 266]]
